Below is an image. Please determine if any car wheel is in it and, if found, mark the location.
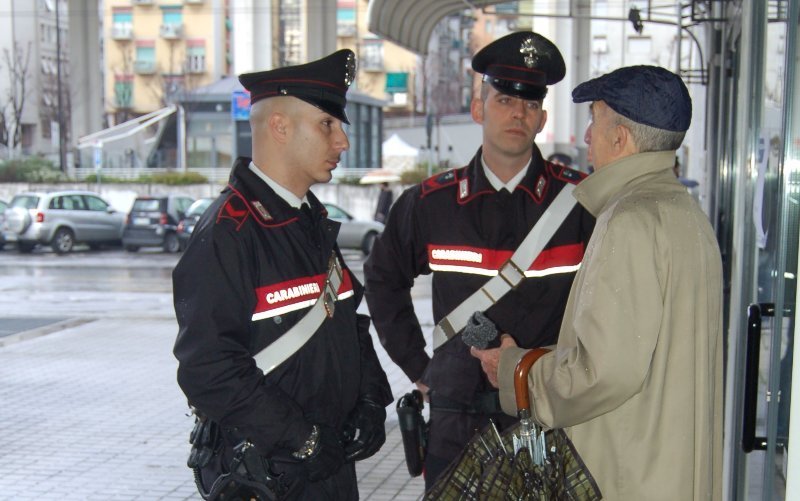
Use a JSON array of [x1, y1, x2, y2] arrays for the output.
[[51, 228, 75, 254], [17, 242, 36, 253], [164, 232, 180, 253], [361, 231, 378, 255], [125, 245, 140, 252]]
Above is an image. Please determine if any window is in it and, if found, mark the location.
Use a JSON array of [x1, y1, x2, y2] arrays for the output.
[[337, 2, 356, 37], [361, 39, 383, 71], [162, 8, 183, 26], [85, 196, 111, 212], [135, 42, 156, 73], [115, 75, 133, 108], [186, 41, 205, 73], [112, 8, 133, 39]]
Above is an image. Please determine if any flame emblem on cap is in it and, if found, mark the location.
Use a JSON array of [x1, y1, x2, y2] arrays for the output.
[[345, 52, 356, 86], [520, 36, 541, 68]]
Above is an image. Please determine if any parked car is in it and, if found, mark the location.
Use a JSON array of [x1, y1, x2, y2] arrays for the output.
[[122, 195, 195, 253], [2, 191, 125, 254], [176, 197, 214, 250], [0, 199, 7, 250], [323, 202, 384, 255]]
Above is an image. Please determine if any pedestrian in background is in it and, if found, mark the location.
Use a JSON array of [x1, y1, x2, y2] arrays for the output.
[[373, 181, 393, 223], [472, 65, 723, 500], [364, 31, 595, 490], [172, 49, 392, 500]]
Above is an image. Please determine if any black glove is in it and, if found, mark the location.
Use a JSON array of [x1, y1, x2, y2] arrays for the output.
[[341, 396, 387, 462], [301, 425, 345, 482]]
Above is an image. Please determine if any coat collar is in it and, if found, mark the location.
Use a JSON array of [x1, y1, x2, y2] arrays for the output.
[[227, 157, 328, 225], [573, 150, 677, 217], [457, 145, 548, 203]]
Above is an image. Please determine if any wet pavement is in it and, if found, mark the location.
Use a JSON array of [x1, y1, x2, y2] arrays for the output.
[[0, 248, 430, 500]]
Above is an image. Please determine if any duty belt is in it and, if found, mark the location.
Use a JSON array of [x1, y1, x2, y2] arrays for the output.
[[253, 251, 343, 375]]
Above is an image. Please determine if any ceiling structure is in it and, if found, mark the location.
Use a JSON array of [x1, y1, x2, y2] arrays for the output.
[[367, 0, 508, 55]]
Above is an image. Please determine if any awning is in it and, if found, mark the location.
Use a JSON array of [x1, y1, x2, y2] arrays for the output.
[[367, 0, 508, 55], [77, 106, 177, 149]]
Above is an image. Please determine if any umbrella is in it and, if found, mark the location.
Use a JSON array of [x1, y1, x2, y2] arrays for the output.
[[359, 168, 402, 185], [424, 349, 603, 500]]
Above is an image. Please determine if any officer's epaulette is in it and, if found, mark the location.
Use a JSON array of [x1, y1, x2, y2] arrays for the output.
[[547, 162, 588, 185], [216, 192, 250, 228], [421, 168, 460, 196]]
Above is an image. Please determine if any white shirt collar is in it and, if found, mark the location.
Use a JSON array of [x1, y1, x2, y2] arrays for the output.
[[481, 155, 530, 192], [248, 161, 309, 209]]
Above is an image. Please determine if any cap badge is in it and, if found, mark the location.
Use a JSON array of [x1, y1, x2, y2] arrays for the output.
[[344, 52, 356, 86], [520, 36, 542, 68]]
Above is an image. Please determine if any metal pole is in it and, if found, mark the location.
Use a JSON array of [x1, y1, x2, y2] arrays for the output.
[[55, 0, 67, 172]]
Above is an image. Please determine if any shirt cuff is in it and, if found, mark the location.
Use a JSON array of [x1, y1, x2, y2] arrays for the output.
[[497, 346, 531, 416]]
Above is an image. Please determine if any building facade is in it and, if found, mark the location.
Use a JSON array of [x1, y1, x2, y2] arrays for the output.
[[103, 0, 232, 124], [0, 0, 70, 162]]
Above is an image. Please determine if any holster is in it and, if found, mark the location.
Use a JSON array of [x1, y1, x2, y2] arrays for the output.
[[396, 390, 428, 477], [187, 412, 288, 501]]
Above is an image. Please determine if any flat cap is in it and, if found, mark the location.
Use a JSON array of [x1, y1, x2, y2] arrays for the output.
[[572, 65, 691, 132], [238, 49, 356, 124], [472, 31, 565, 101]]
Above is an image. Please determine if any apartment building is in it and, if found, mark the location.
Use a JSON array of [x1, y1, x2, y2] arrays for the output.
[[104, 0, 231, 124], [0, 0, 69, 160]]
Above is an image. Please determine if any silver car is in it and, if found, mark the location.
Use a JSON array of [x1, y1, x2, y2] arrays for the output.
[[2, 191, 126, 254], [323, 202, 384, 255]]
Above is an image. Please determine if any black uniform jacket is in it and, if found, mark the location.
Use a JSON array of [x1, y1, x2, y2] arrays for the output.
[[173, 158, 391, 467], [364, 146, 594, 406]]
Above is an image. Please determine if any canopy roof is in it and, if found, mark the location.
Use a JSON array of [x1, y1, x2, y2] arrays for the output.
[[367, 0, 507, 54]]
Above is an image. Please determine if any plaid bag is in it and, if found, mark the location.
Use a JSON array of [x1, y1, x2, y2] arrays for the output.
[[424, 422, 602, 500]]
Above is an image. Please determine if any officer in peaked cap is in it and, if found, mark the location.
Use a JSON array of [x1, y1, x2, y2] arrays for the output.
[[239, 48, 357, 123], [472, 30, 566, 101], [174, 47, 392, 501], [364, 30, 594, 490]]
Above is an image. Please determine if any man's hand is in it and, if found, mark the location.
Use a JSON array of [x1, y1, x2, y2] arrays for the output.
[[470, 334, 518, 388], [341, 397, 387, 462], [414, 381, 430, 402]]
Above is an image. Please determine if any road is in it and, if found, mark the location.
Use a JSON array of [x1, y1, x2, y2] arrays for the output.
[[0, 247, 431, 500]]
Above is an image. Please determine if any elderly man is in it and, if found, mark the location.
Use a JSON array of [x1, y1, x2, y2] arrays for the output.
[[173, 49, 392, 500], [472, 65, 723, 500]]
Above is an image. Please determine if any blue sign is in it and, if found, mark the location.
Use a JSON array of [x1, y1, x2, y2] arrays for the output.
[[232, 91, 251, 121]]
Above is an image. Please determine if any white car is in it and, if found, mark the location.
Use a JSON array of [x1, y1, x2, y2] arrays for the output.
[[323, 202, 384, 255], [2, 191, 126, 254]]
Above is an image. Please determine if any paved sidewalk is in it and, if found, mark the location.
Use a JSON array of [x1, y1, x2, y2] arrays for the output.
[[0, 251, 433, 500]]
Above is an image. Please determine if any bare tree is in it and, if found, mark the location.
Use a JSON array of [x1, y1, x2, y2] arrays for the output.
[[1, 42, 32, 157]]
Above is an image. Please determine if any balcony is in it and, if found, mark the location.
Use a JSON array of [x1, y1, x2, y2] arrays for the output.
[[134, 60, 156, 74], [185, 58, 205, 74], [111, 24, 133, 40], [160, 23, 183, 39]]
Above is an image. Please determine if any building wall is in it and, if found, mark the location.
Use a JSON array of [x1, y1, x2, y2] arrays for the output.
[[103, 0, 230, 121]]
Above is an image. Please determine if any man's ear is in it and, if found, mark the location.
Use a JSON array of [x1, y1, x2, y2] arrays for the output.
[[269, 113, 289, 142], [470, 97, 484, 124], [537, 109, 548, 133]]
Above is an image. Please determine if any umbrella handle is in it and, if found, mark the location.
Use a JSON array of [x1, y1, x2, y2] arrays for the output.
[[514, 348, 551, 414]]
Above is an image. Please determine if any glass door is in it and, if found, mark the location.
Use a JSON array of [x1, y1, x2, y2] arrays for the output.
[[726, 1, 798, 499]]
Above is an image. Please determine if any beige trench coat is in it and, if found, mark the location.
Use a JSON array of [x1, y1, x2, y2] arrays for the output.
[[498, 151, 723, 500]]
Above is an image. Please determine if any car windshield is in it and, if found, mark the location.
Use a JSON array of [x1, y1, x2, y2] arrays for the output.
[[186, 199, 212, 217], [132, 199, 163, 212], [10, 195, 40, 209]]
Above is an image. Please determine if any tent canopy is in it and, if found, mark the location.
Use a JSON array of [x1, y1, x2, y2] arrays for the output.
[[383, 133, 419, 157]]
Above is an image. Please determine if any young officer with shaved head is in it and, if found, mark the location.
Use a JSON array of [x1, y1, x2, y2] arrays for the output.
[[473, 65, 723, 499], [364, 31, 595, 489], [173, 50, 391, 500]]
